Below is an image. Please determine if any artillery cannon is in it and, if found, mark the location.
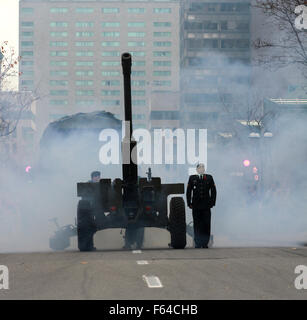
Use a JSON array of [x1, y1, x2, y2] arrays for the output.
[[76, 52, 186, 251]]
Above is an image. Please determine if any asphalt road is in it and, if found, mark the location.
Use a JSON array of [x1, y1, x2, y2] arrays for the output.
[[1, 245, 307, 300]]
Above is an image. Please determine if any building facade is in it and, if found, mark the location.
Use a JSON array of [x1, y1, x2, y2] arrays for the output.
[[181, 0, 251, 139], [19, 0, 181, 140]]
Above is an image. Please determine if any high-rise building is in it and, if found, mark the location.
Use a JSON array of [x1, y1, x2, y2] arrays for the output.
[[181, 0, 251, 139], [19, 0, 181, 139]]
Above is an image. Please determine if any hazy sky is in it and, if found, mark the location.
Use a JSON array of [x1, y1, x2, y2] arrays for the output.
[[0, 0, 19, 50]]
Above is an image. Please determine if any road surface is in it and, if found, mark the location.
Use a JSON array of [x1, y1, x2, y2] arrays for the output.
[[1, 245, 307, 300]]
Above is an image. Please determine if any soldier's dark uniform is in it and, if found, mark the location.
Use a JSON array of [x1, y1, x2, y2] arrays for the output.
[[186, 174, 217, 248]]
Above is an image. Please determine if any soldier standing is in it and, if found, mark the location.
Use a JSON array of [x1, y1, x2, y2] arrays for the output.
[[186, 163, 217, 248]]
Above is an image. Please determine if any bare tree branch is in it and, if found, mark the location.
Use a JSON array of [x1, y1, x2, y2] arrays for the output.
[[252, 0, 307, 76]]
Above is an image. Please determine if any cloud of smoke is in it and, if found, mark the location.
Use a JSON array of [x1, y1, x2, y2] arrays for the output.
[[1, 4, 307, 252]]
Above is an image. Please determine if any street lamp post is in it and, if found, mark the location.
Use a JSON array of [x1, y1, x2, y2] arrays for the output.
[[248, 131, 273, 196]]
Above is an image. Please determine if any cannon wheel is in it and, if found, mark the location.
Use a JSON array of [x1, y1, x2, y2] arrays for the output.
[[77, 200, 96, 251], [169, 197, 186, 249], [49, 234, 70, 251]]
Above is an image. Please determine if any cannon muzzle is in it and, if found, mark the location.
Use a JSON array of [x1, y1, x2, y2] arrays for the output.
[[122, 52, 132, 76]]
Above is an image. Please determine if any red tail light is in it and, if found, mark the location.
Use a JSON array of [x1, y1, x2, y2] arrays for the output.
[[110, 206, 117, 211], [145, 206, 151, 212]]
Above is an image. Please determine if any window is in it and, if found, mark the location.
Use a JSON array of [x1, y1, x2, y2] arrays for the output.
[[21, 31, 34, 37], [150, 111, 179, 120], [153, 8, 172, 13], [21, 8, 34, 14], [184, 93, 219, 104], [21, 70, 34, 76], [128, 41, 145, 47], [50, 80, 68, 86], [50, 41, 68, 47], [189, 3, 218, 12], [102, 22, 120, 28], [50, 100, 68, 106], [221, 39, 234, 48], [76, 90, 94, 96], [102, 80, 120, 86], [184, 21, 204, 30], [50, 31, 68, 37], [76, 80, 93, 86], [128, 32, 145, 37], [102, 8, 119, 13], [188, 39, 218, 49], [153, 80, 171, 86], [203, 21, 218, 30], [132, 71, 146, 77], [132, 90, 145, 96], [76, 51, 94, 57], [21, 41, 33, 47], [50, 8, 68, 13], [21, 61, 33, 66], [133, 114, 145, 120], [102, 90, 120, 96], [130, 51, 146, 57], [102, 70, 120, 76], [132, 61, 145, 67], [50, 90, 68, 96], [75, 41, 94, 47], [153, 22, 171, 27], [220, 3, 249, 12], [102, 51, 120, 57], [153, 51, 171, 57], [128, 8, 145, 13], [102, 100, 120, 106], [50, 70, 68, 76], [21, 21, 34, 27], [153, 32, 171, 37], [132, 80, 146, 86], [102, 31, 120, 37], [76, 70, 94, 76], [132, 100, 146, 106], [102, 61, 120, 66], [21, 51, 33, 56], [75, 22, 94, 28], [153, 61, 171, 67], [50, 51, 68, 56], [102, 41, 120, 47], [128, 22, 145, 27], [153, 71, 171, 76], [50, 22, 68, 27], [76, 61, 94, 66], [76, 8, 94, 13], [154, 41, 171, 47], [76, 31, 94, 37], [221, 21, 228, 30], [76, 100, 95, 106], [21, 80, 33, 86]]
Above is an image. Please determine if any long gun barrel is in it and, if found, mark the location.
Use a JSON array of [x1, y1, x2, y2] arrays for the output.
[[121, 52, 138, 184]]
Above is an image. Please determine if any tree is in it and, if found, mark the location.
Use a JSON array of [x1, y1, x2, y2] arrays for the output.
[[253, 0, 307, 76], [0, 41, 39, 139], [217, 87, 275, 146]]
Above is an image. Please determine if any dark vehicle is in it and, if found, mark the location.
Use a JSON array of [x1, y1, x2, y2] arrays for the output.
[[76, 53, 186, 251]]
